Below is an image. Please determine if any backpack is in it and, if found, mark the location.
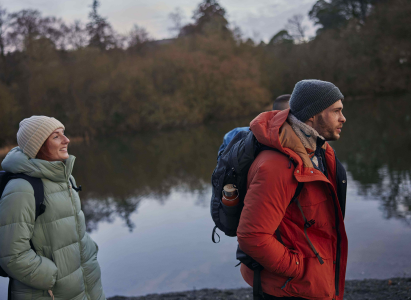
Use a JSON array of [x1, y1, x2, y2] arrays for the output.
[[210, 130, 304, 300], [217, 126, 250, 157]]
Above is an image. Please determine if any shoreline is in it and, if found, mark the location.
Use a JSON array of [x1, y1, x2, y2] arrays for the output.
[[0, 93, 396, 159], [107, 277, 411, 300]]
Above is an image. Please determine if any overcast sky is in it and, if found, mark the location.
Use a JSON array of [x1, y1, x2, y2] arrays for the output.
[[1, 0, 318, 42]]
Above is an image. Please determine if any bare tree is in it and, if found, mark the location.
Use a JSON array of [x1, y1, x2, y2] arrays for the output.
[[285, 14, 307, 43], [127, 24, 151, 51], [40, 16, 67, 49], [6, 9, 66, 51], [0, 5, 9, 59], [7, 9, 42, 51], [168, 7, 185, 36], [66, 20, 89, 50], [231, 24, 243, 43]]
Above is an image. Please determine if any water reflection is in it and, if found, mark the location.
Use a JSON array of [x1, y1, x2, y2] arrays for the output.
[[1, 96, 410, 297], [70, 118, 249, 232], [332, 94, 411, 225], [69, 95, 411, 231]]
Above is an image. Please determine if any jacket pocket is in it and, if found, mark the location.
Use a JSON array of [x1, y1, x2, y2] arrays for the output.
[[287, 256, 334, 298], [282, 251, 303, 290]]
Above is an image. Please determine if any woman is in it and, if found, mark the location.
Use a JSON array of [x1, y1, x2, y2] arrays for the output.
[[0, 116, 105, 300]]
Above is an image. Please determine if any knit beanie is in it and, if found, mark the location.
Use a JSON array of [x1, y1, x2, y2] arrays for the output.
[[17, 116, 65, 159], [289, 79, 344, 122]]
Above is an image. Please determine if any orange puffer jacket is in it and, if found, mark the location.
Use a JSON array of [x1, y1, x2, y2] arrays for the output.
[[237, 109, 348, 300]]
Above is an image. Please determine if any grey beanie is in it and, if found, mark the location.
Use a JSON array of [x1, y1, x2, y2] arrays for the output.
[[289, 79, 344, 122], [17, 116, 65, 159]]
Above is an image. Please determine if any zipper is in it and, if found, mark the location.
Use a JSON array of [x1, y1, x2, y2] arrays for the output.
[[281, 277, 293, 289], [67, 181, 91, 300], [331, 189, 341, 296]]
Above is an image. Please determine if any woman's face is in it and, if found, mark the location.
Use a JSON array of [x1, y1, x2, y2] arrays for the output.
[[36, 128, 70, 161]]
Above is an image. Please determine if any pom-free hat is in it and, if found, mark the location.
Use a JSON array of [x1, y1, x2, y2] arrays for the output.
[[289, 79, 344, 122], [17, 116, 65, 158]]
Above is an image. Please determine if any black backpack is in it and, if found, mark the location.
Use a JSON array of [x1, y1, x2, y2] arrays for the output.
[[210, 130, 304, 300]]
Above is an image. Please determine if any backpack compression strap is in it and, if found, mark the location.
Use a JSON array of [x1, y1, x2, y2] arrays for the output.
[[253, 268, 264, 300]]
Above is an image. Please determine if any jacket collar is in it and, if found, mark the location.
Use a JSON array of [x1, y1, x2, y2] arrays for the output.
[[1, 147, 75, 183], [250, 109, 334, 184]]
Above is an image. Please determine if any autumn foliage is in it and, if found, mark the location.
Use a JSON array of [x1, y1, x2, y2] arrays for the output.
[[0, 0, 410, 146]]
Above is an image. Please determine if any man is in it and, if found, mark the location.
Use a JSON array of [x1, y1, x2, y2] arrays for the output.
[[237, 80, 348, 300], [218, 94, 291, 156]]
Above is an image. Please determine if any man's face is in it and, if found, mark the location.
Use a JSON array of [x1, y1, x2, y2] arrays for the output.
[[311, 100, 346, 141]]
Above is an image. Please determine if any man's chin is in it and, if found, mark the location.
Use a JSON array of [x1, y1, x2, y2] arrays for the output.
[[331, 134, 341, 141], [324, 133, 340, 141]]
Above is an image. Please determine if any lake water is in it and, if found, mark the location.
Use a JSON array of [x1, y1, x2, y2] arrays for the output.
[[1, 95, 411, 298]]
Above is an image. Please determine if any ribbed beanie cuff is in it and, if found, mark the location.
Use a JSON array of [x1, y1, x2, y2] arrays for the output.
[[17, 116, 65, 158], [289, 80, 344, 122]]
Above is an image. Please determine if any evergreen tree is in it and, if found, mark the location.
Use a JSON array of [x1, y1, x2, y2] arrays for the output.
[[309, 0, 387, 33], [268, 30, 293, 45], [179, 0, 230, 37], [86, 0, 115, 50]]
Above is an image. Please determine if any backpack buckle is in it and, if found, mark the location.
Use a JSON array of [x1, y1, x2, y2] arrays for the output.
[[304, 219, 315, 228]]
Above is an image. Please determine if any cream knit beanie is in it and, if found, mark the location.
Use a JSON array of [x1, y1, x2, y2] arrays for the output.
[[17, 116, 65, 159]]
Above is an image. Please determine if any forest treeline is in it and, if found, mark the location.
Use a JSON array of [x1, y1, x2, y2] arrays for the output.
[[0, 0, 410, 146]]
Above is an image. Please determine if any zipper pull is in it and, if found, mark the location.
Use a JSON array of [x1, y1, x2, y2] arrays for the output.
[[69, 184, 72, 197]]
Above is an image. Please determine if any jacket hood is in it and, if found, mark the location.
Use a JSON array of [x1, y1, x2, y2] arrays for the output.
[[1, 147, 75, 182], [250, 109, 329, 172]]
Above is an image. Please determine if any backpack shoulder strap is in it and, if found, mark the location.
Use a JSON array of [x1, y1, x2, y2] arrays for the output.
[[292, 182, 304, 203], [285, 156, 304, 203], [69, 178, 82, 192], [8, 174, 45, 220]]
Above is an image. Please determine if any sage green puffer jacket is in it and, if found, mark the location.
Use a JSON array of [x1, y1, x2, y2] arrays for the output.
[[0, 147, 105, 300]]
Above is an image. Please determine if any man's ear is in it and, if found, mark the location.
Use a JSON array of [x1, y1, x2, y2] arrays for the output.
[[305, 116, 315, 127]]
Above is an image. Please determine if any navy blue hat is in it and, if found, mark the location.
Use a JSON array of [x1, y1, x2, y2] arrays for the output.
[[289, 79, 344, 122]]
